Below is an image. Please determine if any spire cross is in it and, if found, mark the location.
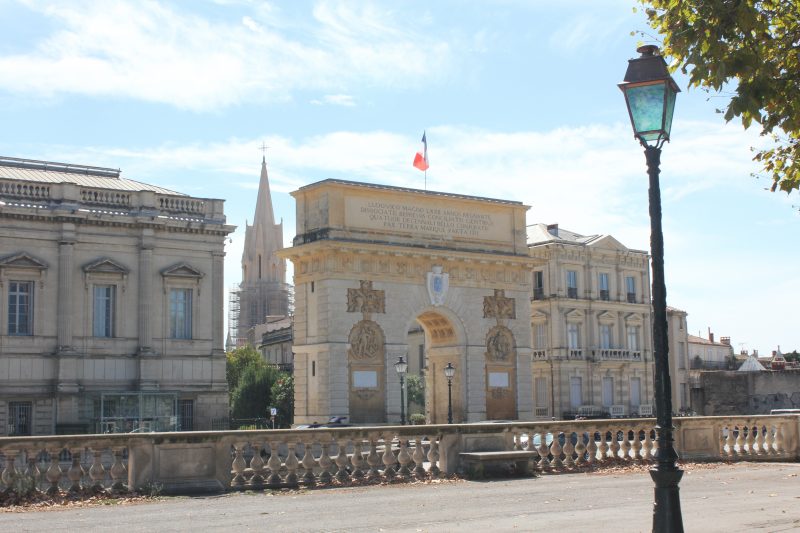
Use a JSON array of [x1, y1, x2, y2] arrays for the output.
[[259, 142, 269, 158]]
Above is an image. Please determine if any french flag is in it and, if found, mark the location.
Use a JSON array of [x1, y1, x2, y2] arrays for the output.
[[413, 131, 429, 171]]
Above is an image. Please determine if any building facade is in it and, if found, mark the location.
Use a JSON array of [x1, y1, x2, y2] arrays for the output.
[[0, 156, 234, 435], [688, 330, 734, 370], [666, 306, 691, 412], [528, 224, 655, 419], [229, 158, 291, 348]]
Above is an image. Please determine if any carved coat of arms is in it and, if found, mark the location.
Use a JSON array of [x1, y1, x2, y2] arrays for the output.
[[426, 266, 449, 306]]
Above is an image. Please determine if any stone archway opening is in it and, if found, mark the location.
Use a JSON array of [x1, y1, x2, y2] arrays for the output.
[[408, 309, 464, 424]]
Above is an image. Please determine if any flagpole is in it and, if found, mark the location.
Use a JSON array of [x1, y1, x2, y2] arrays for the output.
[[424, 169, 427, 190]]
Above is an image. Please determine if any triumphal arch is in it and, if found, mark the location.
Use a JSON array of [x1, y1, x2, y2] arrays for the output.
[[281, 179, 534, 425]]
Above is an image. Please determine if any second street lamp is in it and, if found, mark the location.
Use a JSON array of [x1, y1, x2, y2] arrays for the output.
[[394, 356, 408, 425], [619, 45, 684, 533], [443, 362, 455, 424]]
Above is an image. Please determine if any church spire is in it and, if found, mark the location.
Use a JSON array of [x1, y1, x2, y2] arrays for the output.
[[253, 156, 276, 228]]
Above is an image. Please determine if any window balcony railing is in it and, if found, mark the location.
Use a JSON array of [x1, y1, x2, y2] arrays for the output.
[[533, 287, 545, 300], [599, 290, 609, 301], [567, 287, 578, 299], [568, 349, 583, 359], [627, 292, 637, 303], [532, 350, 548, 359]]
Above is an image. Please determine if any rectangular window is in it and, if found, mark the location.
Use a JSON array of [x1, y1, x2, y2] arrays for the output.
[[9, 401, 32, 436], [602, 377, 614, 407], [535, 377, 547, 408], [93, 285, 115, 337], [598, 272, 609, 300], [178, 399, 194, 431], [630, 377, 641, 408], [8, 281, 33, 336], [627, 326, 640, 351], [567, 270, 578, 299], [567, 323, 580, 349], [569, 377, 583, 408], [418, 344, 424, 374], [535, 323, 547, 349], [169, 288, 192, 339], [678, 342, 686, 369], [625, 276, 636, 303], [533, 271, 544, 300], [600, 324, 612, 349]]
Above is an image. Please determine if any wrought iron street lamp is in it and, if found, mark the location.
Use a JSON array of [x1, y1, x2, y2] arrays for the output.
[[443, 362, 455, 424], [619, 45, 684, 533], [394, 356, 408, 425]]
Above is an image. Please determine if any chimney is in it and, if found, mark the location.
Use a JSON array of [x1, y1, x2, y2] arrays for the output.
[[720, 336, 730, 346], [546, 223, 559, 236], [708, 329, 714, 344]]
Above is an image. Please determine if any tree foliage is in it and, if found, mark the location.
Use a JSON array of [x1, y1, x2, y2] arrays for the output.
[[230, 363, 279, 420], [406, 374, 425, 410], [270, 373, 294, 428], [226, 346, 264, 392], [638, 0, 800, 193]]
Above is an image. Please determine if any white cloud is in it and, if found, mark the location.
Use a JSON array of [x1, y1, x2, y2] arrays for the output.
[[310, 94, 356, 106], [0, 0, 454, 110]]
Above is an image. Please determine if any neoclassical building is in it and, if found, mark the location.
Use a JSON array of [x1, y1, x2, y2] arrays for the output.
[[0, 156, 234, 435], [528, 224, 655, 419]]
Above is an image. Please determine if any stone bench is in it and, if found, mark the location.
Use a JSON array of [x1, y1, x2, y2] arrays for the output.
[[459, 450, 538, 478]]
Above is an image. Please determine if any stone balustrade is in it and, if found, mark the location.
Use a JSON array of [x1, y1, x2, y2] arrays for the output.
[[1, 415, 797, 497], [0, 178, 225, 222]]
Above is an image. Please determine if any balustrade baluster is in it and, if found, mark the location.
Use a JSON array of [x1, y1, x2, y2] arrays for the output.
[[301, 441, 317, 485], [608, 430, 621, 461], [574, 432, 586, 466], [267, 441, 283, 487], [724, 425, 735, 458], [563, 434, 575, 468], [109, 447, 127, 492], [1, 450, 18, 489], [764, 424, 775, 456], [734, 425, 745, 456], [67, 449, 85, 493], [351, 440, 365, 480], [318, 441, 333, 484], [631, 428, 643, 461], [412, 437, 426, 479], [744, 425, 756, 457], [596, 430, 609, 463], [550, 432, 563, 469], [45, 448, 63, 495], [382, 434, 397, 479], [586, 429, 598, 465], [537, 432, 550, 470], [367, 436, 382, 481], [642, 429, 653, 462], [249, 442, 265, 487], [397, 439, 412, 479], [88, 448, 107, 491], [335, 440, 351, 483], [754, 424, 766, 456], [285, 442, 300, 487], [231, 443, 247, 487], [427, 437, 440, 477], [25, 451, 42, 493], [618, 429, 630, 462]]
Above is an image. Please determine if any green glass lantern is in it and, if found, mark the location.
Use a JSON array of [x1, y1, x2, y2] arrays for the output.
[[618, 45, 680, 146]]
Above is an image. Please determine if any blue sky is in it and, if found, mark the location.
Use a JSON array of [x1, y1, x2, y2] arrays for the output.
[[1, 0, 797, 354]]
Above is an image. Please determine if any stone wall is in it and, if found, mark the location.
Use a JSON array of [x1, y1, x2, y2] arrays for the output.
[[692, 370, 800, 415]]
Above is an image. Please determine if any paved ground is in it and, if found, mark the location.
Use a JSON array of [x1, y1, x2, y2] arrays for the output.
[[3, 462, 800, 532]]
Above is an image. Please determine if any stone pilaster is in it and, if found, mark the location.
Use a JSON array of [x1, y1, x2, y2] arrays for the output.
[[56, 224, 76, 354], [138, 229, 155, 355], [212, 251, 225, 355]]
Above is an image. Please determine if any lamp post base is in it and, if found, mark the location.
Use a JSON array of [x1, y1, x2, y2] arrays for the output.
[[650, 468, 684, 533]]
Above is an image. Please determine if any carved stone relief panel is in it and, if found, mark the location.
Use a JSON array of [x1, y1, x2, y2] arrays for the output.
[[483, 289, 516, 320], [486, 325, 515, 361], [346, 280, 385, 314], [347, 320, 385, 361]]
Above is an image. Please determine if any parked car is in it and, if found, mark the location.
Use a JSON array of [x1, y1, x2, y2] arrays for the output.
[[295, 416, 351, 429]]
